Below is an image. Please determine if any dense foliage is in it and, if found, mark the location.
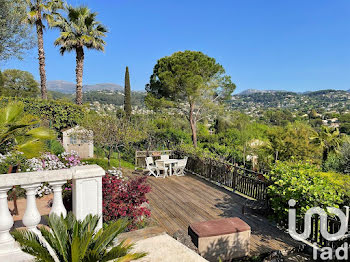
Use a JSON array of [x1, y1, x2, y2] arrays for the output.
[[1, 69, 40, 98], [266, 161, 345, 224], [0, 97, 85, 131], [102, 174, 151, 230], [0, 0, 35, 61]]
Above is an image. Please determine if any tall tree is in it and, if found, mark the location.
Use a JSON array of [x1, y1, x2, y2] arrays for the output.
[[311, 126, 342, 162], [124, 66, 132, 118], [146, 50, 235, 147], [25, 0, 63, 100], [53, 6, 107, 105], [1, 69, 40, 98], [0, 0, 35, 62], [0, 70, 3, 88]]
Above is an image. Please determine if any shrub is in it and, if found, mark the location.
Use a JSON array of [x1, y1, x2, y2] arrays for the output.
[[102, 174, 151, 230], [266, 161, 344, 224], [83, 157, 135, 170], [0, 97, 86, 131], [0, 152, 28, 174], [83, 158, 109, 170], [46, 139, 65, 155]]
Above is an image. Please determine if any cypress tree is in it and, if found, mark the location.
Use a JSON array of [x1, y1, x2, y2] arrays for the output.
[[124, 66, 132, 118], [0, 70, 3, 88]]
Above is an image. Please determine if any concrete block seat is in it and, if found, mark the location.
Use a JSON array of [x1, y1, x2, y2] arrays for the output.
[[188, 217, 251, 261]]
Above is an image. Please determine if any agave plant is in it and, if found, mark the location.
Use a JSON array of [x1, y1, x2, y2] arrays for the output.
[[11, 213, 146, 262], [0, 102, 54, 158]]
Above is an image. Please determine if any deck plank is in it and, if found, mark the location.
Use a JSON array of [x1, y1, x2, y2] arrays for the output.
[[144, 173, 299, 256]]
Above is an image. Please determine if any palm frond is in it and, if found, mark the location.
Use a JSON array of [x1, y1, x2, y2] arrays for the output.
[[11, 230, 55, 262], [92, 219, 128, 254]]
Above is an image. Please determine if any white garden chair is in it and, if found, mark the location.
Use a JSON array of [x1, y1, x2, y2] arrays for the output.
[[174, 156, 188, 176], [155, 160, 168, 178], [160, 155, 169, 161], [145, 157, 158, 177]]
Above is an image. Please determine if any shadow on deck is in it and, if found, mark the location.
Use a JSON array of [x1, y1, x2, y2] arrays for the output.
[[143, 173, 299, 257]]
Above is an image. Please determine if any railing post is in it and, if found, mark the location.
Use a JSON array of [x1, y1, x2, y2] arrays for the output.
[[232, 166, 237, 191], [49, 181, 67, 218], [22, 183, 41, 234], [72, 165, 105, 229]]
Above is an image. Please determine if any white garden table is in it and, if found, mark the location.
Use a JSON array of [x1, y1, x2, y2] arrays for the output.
[[155, 159, 179, 176]]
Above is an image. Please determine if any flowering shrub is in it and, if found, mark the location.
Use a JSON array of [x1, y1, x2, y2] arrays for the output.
[[60, 151, 81, 167], [107, 167, 123, 180], [26, 153, 66, 172], [25, 151, 82, 197], [102, 174, 151, 230]]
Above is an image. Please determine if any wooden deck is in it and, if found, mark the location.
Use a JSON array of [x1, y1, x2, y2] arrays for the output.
[[144, 173, 299, 256]]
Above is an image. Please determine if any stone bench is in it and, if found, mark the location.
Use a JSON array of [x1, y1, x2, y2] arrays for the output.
[[188, 217, 251, 261]]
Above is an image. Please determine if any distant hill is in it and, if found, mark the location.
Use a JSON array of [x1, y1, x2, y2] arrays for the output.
[[230, 89, 350, 114], [47, 80, 123, 94], [237, 89, 288, 96]]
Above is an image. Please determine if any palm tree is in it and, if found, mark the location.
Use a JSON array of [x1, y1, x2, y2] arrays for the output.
[[25, 0, 63, 100], [0, 102, 54, 158], [12, 213, 146, 262], [311, 126, 342, 162], [53, 6, 107, 105]]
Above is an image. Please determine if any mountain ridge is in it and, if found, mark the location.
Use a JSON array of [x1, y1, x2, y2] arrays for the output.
[[47, 80, 123, 94], [236, 88, 350, 96]]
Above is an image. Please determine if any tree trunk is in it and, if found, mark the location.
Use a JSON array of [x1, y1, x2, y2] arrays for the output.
[[107, 147, 112, 166], [189, 103, 197, 147], [75, 46, 84, 105], [36, 15, 47, 100]]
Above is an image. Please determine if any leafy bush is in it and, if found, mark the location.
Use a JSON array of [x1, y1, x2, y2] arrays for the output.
[[0, 97, 86, 131], [83, 158, 109, 170], [0, 152, 28, 174], [46, 139, 65, 155], [102, 174, 151, 230], [266, 161, 344, 224]]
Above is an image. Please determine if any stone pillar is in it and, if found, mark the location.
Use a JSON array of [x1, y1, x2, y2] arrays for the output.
[[22, 183, 41, 234], [49, 181, 67, 218], [72, 165, 105, 229]]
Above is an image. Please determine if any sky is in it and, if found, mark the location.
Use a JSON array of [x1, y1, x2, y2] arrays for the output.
[[2, 0, 350, 93]]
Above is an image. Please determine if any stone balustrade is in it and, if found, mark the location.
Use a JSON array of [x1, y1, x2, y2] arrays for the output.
[[0, 164, 105, 262]]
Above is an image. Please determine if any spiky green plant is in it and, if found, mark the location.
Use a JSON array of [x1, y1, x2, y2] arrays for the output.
[[0, 102, 54, 158], [11, 213, 146, 262]]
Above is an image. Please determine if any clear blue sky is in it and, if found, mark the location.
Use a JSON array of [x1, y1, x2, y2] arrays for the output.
[[2, 0, 350, 93]]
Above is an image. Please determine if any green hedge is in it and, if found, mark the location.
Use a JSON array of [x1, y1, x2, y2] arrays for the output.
[[0, 97, 86, 131], [266, 161, 345, 224], [83, 158, 134, 170]]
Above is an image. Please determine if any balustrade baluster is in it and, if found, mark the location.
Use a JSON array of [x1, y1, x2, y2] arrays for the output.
[[49, 181, 67, 218], [0, 186, 19, 253], [22, 183, 41, 234]]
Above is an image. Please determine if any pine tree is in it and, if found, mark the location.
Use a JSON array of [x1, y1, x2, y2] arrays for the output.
[[124, 66, 132, 118]]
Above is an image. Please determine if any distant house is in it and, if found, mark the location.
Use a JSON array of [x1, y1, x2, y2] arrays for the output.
[[62, 126, 93, 158]]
